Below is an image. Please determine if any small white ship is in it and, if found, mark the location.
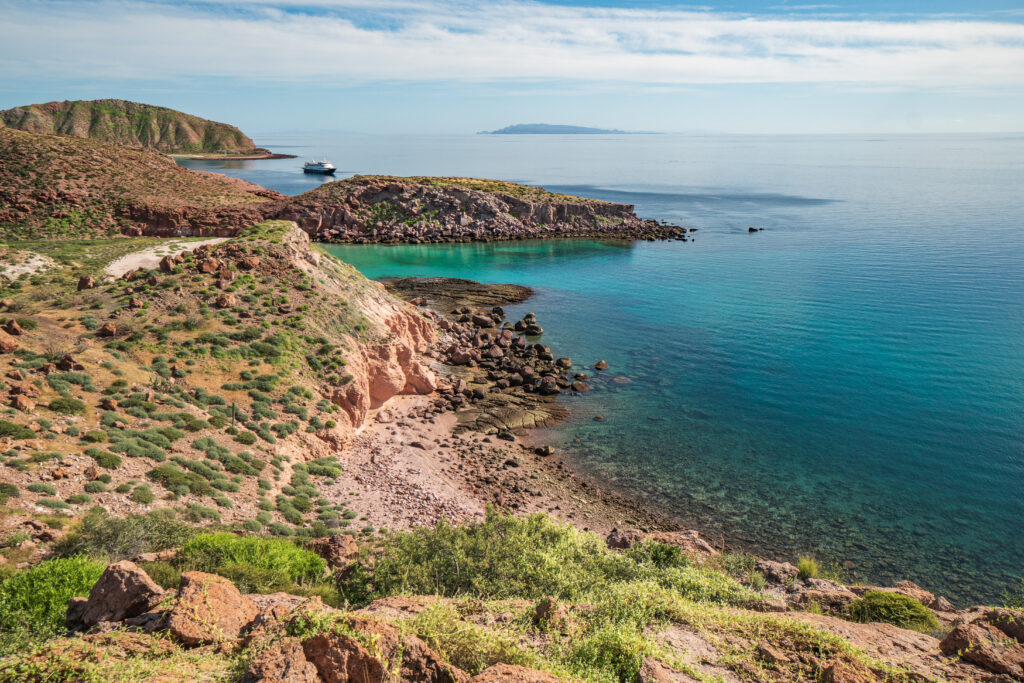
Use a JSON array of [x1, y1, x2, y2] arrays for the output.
[[303, 159, 336, 175]]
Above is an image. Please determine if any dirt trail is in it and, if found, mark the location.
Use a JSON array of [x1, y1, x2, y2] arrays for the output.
[[104, 238, 228, 277]]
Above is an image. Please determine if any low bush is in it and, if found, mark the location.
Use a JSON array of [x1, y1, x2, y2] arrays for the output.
[[797, 555, 819, 580], [176, 532, 325, 584], [26, 483, 57, 495], [0, 556, 105, 656], [0, 420, 35, 439], [849, 591, 939, 632], [137, 561, 181, 590], [48, 397, 87, 415], [131, 485, 155, 504], [87, 449, 122, 469], [52, 509, 197, 562]]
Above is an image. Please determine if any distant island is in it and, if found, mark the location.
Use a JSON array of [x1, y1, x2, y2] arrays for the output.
[[482, 123, 638, 134]]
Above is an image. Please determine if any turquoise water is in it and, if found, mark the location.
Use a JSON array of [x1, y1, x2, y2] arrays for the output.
[[182, 134, 1024, 604]]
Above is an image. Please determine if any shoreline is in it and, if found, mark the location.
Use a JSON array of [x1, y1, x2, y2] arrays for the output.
[[357, 277, 697, 537], [168, 151, 298, 160]]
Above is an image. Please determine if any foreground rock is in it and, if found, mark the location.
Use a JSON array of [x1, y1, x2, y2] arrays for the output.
[[940, 607, 1024, 679], [68, 560, 165, 629], [168, 572, 259, 645], [301, 615, 467, 683]]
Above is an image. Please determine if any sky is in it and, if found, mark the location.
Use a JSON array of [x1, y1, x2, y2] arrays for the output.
[[1, 0, 1023, 134]]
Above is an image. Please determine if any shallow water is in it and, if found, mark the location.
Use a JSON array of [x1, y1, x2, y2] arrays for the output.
[[181, 133, 1024, 604]]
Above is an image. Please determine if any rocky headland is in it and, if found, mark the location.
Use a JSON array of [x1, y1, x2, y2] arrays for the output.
[[277, 175, 691, 244], [0, 99, 282, 157]]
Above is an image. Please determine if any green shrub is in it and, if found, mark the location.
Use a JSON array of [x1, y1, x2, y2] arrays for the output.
[[37, 498, 69, 510], [0, 556, 105, 656], [84, 481, 106, 493], [67, 494, 91, 505], [0, 483, 18, 505], [234, 431, 257, 445], [88, 449, 122, 469], [82, 430, 108, 443], [26, 483, 57, 495], [0, 420, 35, 439], [52, 509, 197, 561], [49, 397, 86, 415], [177, 532, 325, 584], [797, 555, 819, 580], [131, 485, 155, 504], [849, 591, 939, 632], [215, 563, 293, 594]]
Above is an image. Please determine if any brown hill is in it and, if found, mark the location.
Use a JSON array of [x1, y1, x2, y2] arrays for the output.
[[0, 99, 261, 155], [0, 128, 281, 239]]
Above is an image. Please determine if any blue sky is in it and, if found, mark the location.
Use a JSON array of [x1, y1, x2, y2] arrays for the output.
[[1, 0, 1023, 134]]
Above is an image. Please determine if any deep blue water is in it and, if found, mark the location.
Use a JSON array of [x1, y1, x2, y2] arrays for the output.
[[180, 134, 1024, 604]]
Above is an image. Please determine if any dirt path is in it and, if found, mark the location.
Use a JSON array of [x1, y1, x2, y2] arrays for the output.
[[104, 238, 228, 278]]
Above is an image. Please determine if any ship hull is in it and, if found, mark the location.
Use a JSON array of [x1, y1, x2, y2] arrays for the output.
[[303, 167, 336, 175]]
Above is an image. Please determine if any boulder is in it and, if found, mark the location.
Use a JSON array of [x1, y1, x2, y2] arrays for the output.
[[71, 561, 165, 628], [471, 664, 561, 683], [606, 528, 643, 550], [309, 534, 359, 568], [242, 637, 320, 683], [97, 322, 116, 337], [3, 320, 24, 336], [216, 293, 239, 308], [755, 559, 799, 584], [941, 619, 1024, 678], [302, 615, 467, 683], [0, 336, 17, 353], [77, 275, 96, 290], [238, 256, 261, 270], [594, 360, 609, 370], [168, 571, 259, 645], [198, 257, 223, 274], [11, 394, 35, 412], [644, 530, 718, 557]]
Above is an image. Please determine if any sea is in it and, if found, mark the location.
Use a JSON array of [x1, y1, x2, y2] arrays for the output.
[[178, 132, 1024, 604]]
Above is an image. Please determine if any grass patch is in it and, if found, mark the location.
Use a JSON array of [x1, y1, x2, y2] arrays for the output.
[[849, 591, 939, 632], [0, 556, 104, 656]]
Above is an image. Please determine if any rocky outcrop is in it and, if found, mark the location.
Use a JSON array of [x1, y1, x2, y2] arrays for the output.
[[167, 572, 259, 645], [0, 99, 262, 155], [301, 615, 468, 683], [67, 561, 165, 629], [940, 607, 1024, 679], [243, 638, 320, 683], [275, 176, 691, 244]]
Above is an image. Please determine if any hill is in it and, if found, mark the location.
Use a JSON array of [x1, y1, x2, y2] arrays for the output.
[[484, 123, 630, 134], [0, 99, 262, 155], [0, 128, 280, 239]]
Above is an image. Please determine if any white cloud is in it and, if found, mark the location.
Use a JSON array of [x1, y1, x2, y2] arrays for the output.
[[1, 0, 1022, 89]]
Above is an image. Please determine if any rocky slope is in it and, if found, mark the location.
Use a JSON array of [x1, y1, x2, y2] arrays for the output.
[[0, 99, 263, 155], [0, 128, 281, 239], [0, 221, 437, 533], [276, 176, 692, 243]]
